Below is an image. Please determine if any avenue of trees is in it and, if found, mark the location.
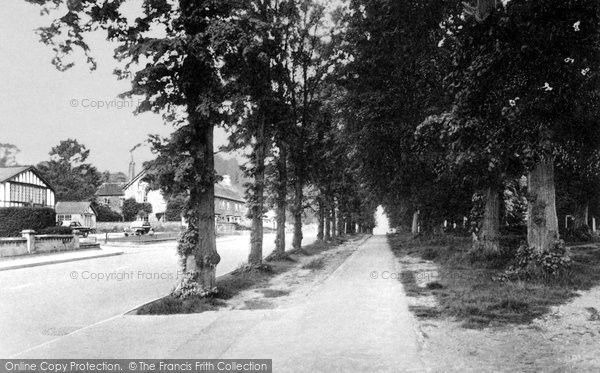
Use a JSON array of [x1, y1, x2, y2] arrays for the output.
[[27, 0, 600, 294]]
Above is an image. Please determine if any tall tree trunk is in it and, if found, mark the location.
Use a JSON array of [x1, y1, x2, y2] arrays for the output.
[[574, 202, 589, 229], [527, 160, 559, 253], [325, 203, 332, 241], [317, 198, 324, 241], [331, 197, 337, 239], [292, 177, 303, 250], [248, 118, 266, 265], [345, 215, 350, 234], [274, 140, 287, 256], [174, 123, 220, 298], [477, 187, 500, 251], [411, 211, 419, 234]]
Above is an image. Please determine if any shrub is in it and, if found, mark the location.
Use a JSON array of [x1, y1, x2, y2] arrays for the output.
[[504, 240, 572, 282], [95, 203, 123, 222], [562, 225, 593, 243], [0, 207, 55, 237], [122, 198, 152, 221], [39, 226, 73, 235]]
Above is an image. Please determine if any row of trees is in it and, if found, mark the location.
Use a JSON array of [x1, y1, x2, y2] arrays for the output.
[[30, 0, 376, 297], [33, 0, 597, 294], [341, 0, 600, 258]]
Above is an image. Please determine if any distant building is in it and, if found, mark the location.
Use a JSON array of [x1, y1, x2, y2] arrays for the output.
[[122, 169, 167, 222], [96, 182, 126, 213], [122, 170, 247, 224], [55, 202, 97, 228], [214, 175, 246, 224], [0, 166, 55, 208]]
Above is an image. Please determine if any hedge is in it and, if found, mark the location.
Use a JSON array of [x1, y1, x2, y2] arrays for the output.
[[94, 203, 123, 222], [39, 226, 73, 235], [0, 207, 56, 237]]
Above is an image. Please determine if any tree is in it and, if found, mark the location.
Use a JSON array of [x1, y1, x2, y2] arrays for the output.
[[165, 195, 188, 222], [441, 0, 600, 253], [37, 139, 102, 201], [285, 0, 342, 250], [93, 203, 123, 222], [0, 143, 20, 167], [340, 0, 453, 236], [220, 0, 288, 266], [121, 198, 152, 222], [28, 0, 245, 297]]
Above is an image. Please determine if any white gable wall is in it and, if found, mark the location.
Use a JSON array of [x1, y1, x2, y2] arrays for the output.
[[123, 176, 167, 222], [0, 170, 55, 208]]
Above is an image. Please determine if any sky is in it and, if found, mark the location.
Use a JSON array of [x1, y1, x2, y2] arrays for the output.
[[0, 0, 229, 174]]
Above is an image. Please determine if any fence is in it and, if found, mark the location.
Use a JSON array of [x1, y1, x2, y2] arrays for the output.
[[0, 230, 79, 258]]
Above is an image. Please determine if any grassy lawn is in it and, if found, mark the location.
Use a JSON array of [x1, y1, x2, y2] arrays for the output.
[[388, 234, 600, 328], [135, 237, 350, 315]]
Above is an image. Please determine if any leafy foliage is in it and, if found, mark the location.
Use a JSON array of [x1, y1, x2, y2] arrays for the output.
[[121, 198, 152, 222], [93, 203, 123, 222], [36, 139, 102, 202], [0, 207, 56, 237]]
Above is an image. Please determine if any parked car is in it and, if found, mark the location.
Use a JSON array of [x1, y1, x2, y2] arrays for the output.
[[61, 221, 92, 237], [130, 220, 152, 235]]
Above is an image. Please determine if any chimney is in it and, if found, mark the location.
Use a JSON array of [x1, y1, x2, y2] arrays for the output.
[[221, 175, 231, 186], [128, 154, 136, 182]]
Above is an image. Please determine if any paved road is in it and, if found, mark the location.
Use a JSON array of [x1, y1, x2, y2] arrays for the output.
[[15, 235, 424, 372], [0, 230, 316, 357]]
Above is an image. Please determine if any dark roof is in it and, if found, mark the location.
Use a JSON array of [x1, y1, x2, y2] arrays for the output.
[[0, 166, 55, 192], [96, 182, 125, 196], [215, 183, 245, 203], [0, 166, 29, 183], [55, 202, 97, 215]]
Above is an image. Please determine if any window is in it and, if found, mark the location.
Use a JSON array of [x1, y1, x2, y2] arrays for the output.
[[57, 214, 72, 223], [9, 183, 47, 205], [103, 197, 110, 204]]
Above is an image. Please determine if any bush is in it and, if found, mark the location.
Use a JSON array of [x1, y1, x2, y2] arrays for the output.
[[0, 207, 55, 237], [95, 203, 123, 222], [562, 225, 593, 243], [122, 198, 152, 221], [39, 226, 73, 235], [505, 240, 572, 282]]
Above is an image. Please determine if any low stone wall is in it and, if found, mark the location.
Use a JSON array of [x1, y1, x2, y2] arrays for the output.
[[35, 235, 78, 253], [0, 237, 28, 257], [0, 231, 80, 258]]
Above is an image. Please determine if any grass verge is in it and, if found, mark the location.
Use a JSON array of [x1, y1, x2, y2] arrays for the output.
[[135, 237, 351, 315], [389, 234, 600, 328]]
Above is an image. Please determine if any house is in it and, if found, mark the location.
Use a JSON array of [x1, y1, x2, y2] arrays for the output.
[[214, 176, 247, 224], [123, 170, 247, 224], [0, 166, 55, 208], [55, 202, 97, 228], [96, 182, 126, 213], [122, 169, 167, 222]]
